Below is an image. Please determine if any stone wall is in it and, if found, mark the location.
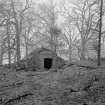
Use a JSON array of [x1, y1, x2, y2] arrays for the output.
[[40, 51, 57, 70], [14, 48, 65, 71]]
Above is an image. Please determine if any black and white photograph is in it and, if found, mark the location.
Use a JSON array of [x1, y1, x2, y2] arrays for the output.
[[0, 0, 104, 105]]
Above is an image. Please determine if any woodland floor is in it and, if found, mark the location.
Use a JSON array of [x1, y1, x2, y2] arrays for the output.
[[0, 61, 105, 105]]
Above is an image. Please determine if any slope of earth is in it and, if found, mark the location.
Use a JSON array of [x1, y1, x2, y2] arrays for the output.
[[0, 65, 105, 105]]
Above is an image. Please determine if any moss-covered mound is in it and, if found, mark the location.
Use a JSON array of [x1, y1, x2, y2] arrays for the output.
[[14, 48, 66, 71]]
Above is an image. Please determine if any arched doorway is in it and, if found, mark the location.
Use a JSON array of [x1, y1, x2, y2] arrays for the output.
[[44, 58, 53, 69]]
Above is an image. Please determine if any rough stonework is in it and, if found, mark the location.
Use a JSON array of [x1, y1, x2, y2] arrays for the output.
[[15, 47, 65, 71]]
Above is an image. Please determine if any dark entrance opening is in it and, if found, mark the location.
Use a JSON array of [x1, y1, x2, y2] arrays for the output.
[[44, 58, 52, 69]]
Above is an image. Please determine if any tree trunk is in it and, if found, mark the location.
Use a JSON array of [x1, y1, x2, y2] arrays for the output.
[[14, 54, 17, 63], [54, 36, 58, 53], [68, 33, 72, 63], [77, 47, 81, 60], [68, 45, 72, 63], [54, 45, 57, 53], [15, 22, 21, 62], [80, 40, 86, 60], [97, 0, 103, 66], [11, 0, 21, 62], [50, 32, 55, 52], [25, 42, 28, 57], [0, 47, 3, 65], [7, 23, 11, 66]]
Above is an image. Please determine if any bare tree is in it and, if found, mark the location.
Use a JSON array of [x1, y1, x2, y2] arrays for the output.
[[10, 0, 30, 62], [97, 0, 103, 66], [69, 0, 99, 60], [37, 0, 61, 53], [0, 0, 32, 64], [61, 23, 78, 62]]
